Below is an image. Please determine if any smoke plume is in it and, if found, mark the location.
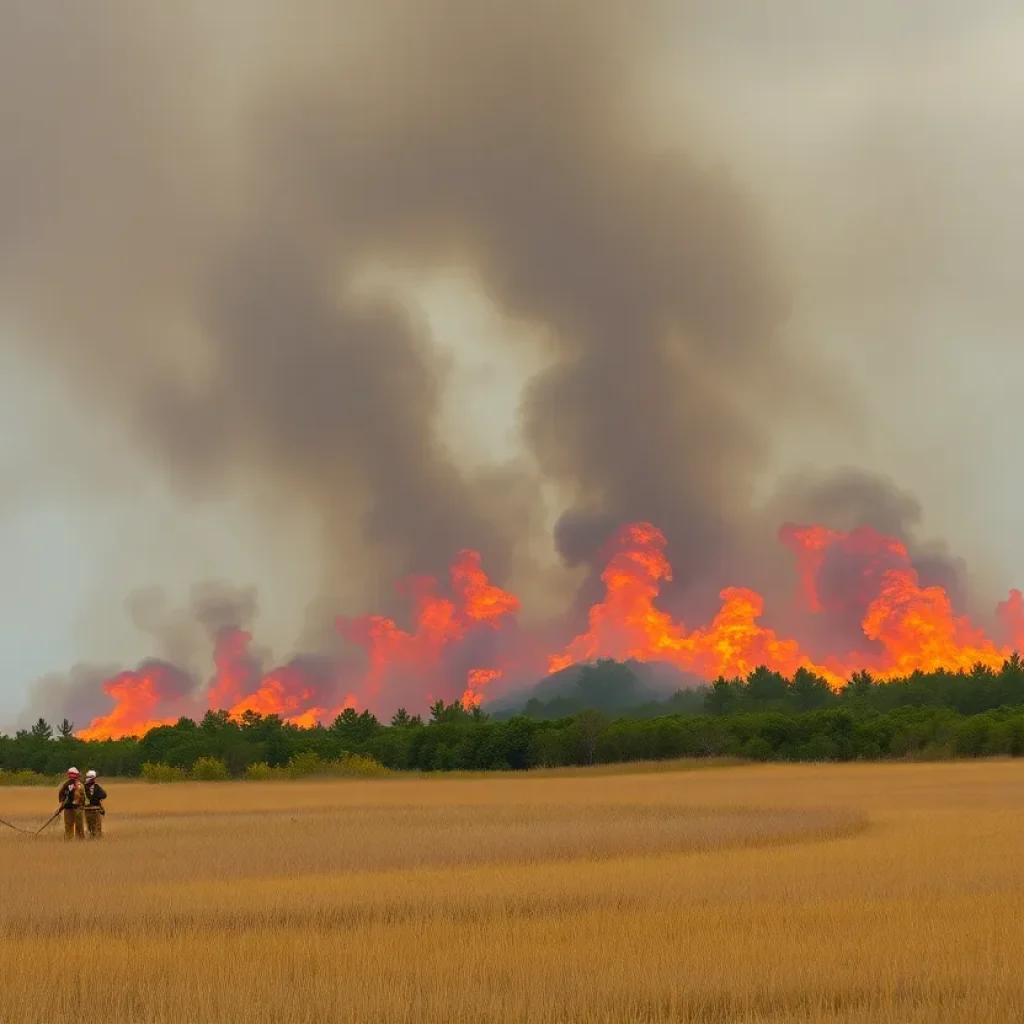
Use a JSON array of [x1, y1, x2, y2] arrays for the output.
[[0, 0, 839, 595], [4, 1, 1013, 723]]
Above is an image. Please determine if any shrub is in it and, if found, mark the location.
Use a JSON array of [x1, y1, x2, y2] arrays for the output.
[[283, 751, 389, 779], [190, 757, 230, 781], [0, 769, 52, 786], [336, 752, 390, 777], [243, 761, 278, 781], [285, 751, 328, 778], [140, 761, 187, 783]]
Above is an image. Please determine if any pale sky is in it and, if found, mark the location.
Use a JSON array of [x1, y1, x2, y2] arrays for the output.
[[2, 0, 1023, 725]]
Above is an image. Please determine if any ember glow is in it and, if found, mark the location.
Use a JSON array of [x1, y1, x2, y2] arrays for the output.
[[76, 522, 1024, 739]]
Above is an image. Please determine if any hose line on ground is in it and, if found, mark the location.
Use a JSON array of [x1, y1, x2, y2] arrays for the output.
[[0, 815, 37, 835], [0, 806, 105, 836]]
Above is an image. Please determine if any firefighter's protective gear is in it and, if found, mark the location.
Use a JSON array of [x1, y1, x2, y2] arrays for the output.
[[84, 774, 107, 839], [58, 775, 86, 841], [62, 809, 85, 840]]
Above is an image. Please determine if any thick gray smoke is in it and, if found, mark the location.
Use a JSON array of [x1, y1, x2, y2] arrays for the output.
[[0, 0, 837, 603]]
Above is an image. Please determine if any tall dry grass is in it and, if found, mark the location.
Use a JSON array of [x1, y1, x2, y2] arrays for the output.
[[2, 761, 1023, 1022]]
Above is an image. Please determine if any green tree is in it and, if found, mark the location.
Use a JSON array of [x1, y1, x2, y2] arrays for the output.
[[330, 708, 380, 743], [789, 668, 834, 712], [57, 718, 75, 739], [745, 666, 789, 706], [30, 718, 53, 741], [704, 677, 741, 715], [842, 670, 876, 705], [201, 710, 230, 731], [430, 700, 471, 725]]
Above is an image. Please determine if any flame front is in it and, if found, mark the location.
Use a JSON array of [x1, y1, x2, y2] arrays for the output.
[[76, 670, 180, 741], [337, 549, 520, 711], [548, 524, 842, 684], [76, 520, 1024, 738]]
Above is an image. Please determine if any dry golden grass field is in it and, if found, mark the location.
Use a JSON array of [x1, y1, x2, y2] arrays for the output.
[[2, 759, 1023, 1022]]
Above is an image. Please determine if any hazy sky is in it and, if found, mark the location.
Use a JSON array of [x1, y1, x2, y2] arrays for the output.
[[2, 0, 1023, 725]]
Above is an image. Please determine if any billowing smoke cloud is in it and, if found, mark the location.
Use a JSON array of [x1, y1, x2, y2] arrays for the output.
[[0, 1, 837, 593], [4, 1, 1011, 723]]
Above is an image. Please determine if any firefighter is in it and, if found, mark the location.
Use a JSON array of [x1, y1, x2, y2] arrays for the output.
[[57, 767, 86, 841], [83, 769, 106, 839]]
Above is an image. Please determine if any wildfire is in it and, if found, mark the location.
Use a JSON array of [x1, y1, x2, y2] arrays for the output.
[[75, 519, 1024, 739], [861, 568, 1005, 676], [335, 549, 519, 710], [75, 668, 180, 741], [548, 524, 842, 684], [778, 523, 906, 612], [207, 628, 260, 710], [462, 668, 502, 708]]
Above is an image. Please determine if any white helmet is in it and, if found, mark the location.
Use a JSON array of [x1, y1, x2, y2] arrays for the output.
[[86, 770, 97, 780], [67, 767, 79, 777]]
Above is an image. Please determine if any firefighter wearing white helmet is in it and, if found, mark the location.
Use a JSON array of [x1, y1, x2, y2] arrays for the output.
[[57, 767, 86, 841], [83, 770, 107, 839]]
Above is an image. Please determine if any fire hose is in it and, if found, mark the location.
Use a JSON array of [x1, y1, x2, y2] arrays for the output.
[[0, 806, 107, 837], [34, 808, 63, 835], [34, 806, 105, 836], [8, 802, 105, 835], [0, 816, 35, 835], [0, 798, 107, 837]]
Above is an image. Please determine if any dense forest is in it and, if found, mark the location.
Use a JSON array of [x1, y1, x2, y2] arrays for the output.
[[6, 657, 1024, 779]]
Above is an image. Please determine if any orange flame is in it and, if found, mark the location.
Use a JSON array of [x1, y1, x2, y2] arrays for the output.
[[549, 524, 841, 684], [337, 549, 519, 706], [862, 567, 1006, 675], [227, 672, 313, 721], [76, 669, 180, 741], [207, 628, 259, 710], [462, 667, 501, 708], [452, 551, 520, 624], [549, 522, 1022, 688], [212, 632, 336, 727], [76, 519, 1024, 737]]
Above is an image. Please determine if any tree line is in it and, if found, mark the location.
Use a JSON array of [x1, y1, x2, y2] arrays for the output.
[[6, 656, 1024, 777]]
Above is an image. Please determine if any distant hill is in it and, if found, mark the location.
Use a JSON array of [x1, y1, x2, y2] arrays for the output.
[[489, 658, 708, 720]]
